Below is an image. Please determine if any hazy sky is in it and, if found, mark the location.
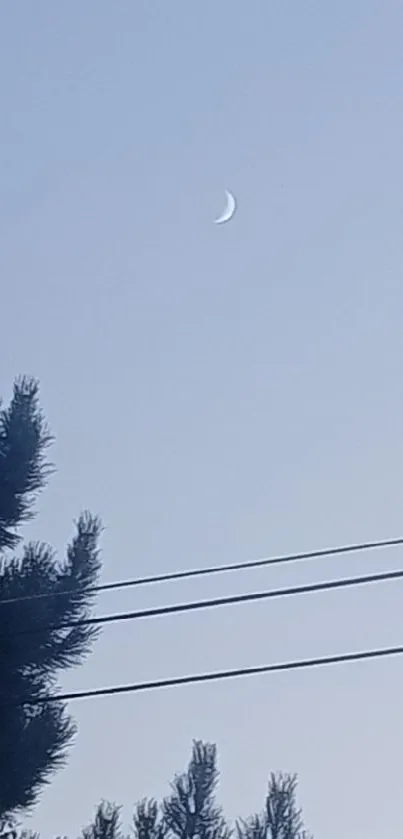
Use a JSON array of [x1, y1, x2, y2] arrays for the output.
[[1, 2, 403, 838]]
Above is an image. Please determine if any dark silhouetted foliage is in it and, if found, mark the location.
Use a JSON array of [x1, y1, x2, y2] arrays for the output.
[[237, 773, 312, 839], [0, 377, 103, 820], [69, 741, 312, 839]]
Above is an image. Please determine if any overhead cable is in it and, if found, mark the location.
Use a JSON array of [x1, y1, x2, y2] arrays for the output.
[[2, 536, 403, 606], [12, 643, 403, 707], [11, 566, 403, 639]]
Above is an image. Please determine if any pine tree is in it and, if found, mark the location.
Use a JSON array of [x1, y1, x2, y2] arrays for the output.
[[0, 377, 103, 821], [80, 741, 231, 839], [163, 741, 230, 839], [82, 803, 122, 839], [133, 799, 165, 839], [237, 773, 312, 839], [77, 742, 311, 839]]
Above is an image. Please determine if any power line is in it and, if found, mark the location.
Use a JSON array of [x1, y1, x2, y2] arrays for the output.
[[2, 535, 403, 606], [12, 643, 403, 707], [12, 566, 403, 639]]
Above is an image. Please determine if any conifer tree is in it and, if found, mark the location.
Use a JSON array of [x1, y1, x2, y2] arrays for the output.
[[78, 742, 311, 839], [237, 773, 312, 839], [0, 377, 103, 820]]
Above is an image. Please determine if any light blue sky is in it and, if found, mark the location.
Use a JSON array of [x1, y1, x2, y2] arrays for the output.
[[1, 2, 403, 838]]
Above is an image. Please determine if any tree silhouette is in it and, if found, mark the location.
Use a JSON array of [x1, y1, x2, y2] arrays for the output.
[[163, 741, 231, 839], [0, 377, 103, 820], [237, 773, 312, 839], [82, 803, 122, 839], [13, 740, 312, 839], [78, 743, 311, 839]]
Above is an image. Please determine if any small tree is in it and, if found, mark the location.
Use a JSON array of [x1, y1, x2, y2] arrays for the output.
[[133, 801, 165, 839], [82, 803, 122, 839], [237, 773, 312, 839], [15, 740, 312, 839], [163, 741, 231, 839], [0, 377, 103, 820], [78, 743, 311, 839]]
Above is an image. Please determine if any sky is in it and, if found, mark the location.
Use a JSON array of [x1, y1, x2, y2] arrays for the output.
[[1, 1, 403, 837]]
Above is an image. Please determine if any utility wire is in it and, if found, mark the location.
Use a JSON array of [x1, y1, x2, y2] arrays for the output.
[[2, 536, 403, 606], [11, 566, 403, 639], [11, 643, 403, 707]]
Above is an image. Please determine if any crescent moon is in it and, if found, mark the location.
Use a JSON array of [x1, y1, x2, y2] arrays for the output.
[[214, 189, 236, 224]]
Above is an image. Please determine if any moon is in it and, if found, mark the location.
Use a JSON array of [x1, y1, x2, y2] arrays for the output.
[[214, 189, 236, 224]]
